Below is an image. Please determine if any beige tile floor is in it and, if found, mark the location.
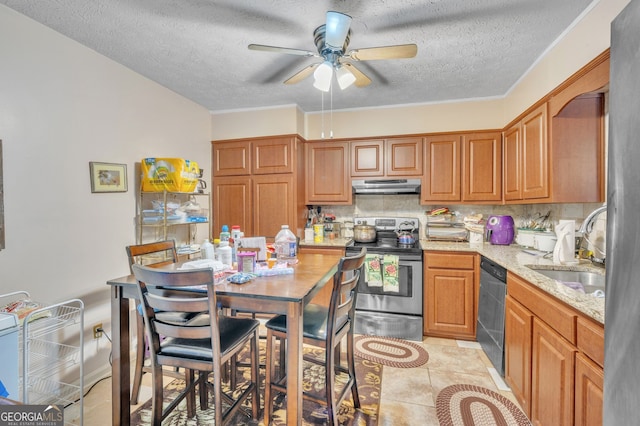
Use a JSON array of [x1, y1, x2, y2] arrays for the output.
[[75, 336, 522, 425]]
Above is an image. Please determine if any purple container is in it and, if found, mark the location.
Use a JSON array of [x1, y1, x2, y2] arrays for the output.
[[485, 215, 515, 245]]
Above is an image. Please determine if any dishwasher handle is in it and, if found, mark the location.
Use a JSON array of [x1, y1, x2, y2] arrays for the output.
[[480, 256, 507, 282]]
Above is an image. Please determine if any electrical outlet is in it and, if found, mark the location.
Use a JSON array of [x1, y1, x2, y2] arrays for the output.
[[93, 323, 103, 339]]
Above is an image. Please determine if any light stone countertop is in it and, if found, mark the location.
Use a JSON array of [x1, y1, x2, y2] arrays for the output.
[[420, 240, 605, 324]]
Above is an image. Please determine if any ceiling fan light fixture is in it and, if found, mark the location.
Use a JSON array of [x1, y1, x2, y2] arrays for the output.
[[325, 11, 352, 49], [313, 61, 333, 92], [336, 65, 356, 90]]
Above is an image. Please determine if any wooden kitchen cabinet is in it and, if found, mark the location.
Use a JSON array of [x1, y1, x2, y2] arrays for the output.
[[423, 251, 477, 339], [422, 132, 502, 203], [503, 125, 521, 201], [575, 352, 604, 426], [385, 137, 423, 176], [212, 135, 306, 238], [422, 135, 461, 202], [505, 294, 533, 415], [252, 174, 297, 238], [504, 51, 608, 204], [305, 141, 351, 204], [212, 176, 252, 236], [350, 137, 423, 177], [213, 140, 251, 176], [252, 136, 295, 175], [548, 93, 605, 203], [505, 272, 604, 426], [575, 316, 604, 426], [504, 103, 549, 201], [462, 132, 502, 202], [351, 139, 384, 177], [531, 317, 576, 426]]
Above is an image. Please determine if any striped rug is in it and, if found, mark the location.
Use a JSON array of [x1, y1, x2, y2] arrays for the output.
[[354, 335, 429, 368]]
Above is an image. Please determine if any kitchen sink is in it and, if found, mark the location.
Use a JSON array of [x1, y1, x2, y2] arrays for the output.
[[528, 268, 605, 295]]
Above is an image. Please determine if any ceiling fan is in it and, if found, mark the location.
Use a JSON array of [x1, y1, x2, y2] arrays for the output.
[[248, 11, 418, 91]]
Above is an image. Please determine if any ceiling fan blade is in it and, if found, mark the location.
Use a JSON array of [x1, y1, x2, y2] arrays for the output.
[[342, 63, 371, 87], [325, 11, 352, 49], [248, 44, 317, 57], [348, 44, 418, 61], [284, 63, 320, 85]]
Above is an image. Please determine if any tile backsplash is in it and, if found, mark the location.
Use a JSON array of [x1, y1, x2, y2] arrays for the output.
[[318, 196, 606, 256]]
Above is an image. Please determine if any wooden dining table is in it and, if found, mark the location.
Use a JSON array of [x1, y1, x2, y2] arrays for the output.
[[106, 252, 342, 426]]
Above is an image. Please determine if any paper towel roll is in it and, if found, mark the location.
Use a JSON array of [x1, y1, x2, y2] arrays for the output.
[[553, 220, 577, 264]]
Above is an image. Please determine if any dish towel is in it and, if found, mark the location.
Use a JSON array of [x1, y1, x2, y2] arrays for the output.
[[382, 255, 400, 293], [365, 254, 382, 287]]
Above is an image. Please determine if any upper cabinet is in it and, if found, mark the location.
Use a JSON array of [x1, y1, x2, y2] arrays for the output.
[[546, 53, 608, 203], [213, 136, 295, 176], [503, 103, 549, 202], [305, 141, 352, 205], [213, 140, 251, 176], [422, 131, 502, 204], [252, 137, 295, 175], [462, 132, 503, 202], [548, 94, 604, 203], [504, 51, 608, 204], [350, 139, 384, 177], [350, 137, 423, 177], [212, 135, 306, 238], [422, 134, 461, 202]]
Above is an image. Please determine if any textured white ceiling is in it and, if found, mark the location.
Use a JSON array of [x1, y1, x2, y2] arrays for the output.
[[1, 0, 596, 113]]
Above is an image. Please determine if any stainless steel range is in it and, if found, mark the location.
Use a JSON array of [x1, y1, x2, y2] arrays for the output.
[[345, 216, 423, 341]]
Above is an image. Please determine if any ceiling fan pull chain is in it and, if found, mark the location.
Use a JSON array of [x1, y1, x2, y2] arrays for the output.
[[320, 91, 325, 139], [330, 83, 334, 139]]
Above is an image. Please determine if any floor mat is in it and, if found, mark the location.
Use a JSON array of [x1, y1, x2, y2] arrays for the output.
[[436, 384, 531, 426], [354, 335, 429, 368]]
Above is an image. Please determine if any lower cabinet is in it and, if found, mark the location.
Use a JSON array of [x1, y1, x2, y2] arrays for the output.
[[505, 295, 533, 414], [531, 318, 576, 426], [505, 272, 604, 426], [423, 251, 477, 339], [574, 352, 604, 426]]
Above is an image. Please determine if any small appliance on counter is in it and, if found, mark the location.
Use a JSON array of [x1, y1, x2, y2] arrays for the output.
[[425, 209, 469, 242], [485, 215, 515, 245]]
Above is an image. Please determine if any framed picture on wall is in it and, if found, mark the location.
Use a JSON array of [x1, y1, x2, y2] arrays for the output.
[[89, 162, 128, 193]]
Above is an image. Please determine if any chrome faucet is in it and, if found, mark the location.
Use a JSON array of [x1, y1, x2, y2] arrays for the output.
[[577, 204, 607, 267], [578, 204, 608, 234]]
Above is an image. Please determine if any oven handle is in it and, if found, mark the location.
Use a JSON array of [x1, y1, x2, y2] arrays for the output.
[[346, 249, 423, 263]]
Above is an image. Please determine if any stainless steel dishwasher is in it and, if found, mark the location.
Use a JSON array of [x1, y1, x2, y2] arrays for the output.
[[477, 256, 507, 376]]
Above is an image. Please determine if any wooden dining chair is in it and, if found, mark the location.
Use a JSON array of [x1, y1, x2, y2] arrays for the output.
[[131, 264, 261, 425], [263, 247, 367, 426], [125, 240, 197, 404], [228, 246, 284, 388]]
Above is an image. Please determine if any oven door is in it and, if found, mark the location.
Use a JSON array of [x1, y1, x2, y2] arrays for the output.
[[348, 248, 424, 341], [354, 253, 423, 315]]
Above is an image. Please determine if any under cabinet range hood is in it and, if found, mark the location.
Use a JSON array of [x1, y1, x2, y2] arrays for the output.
[[352, 178, 421, 195]]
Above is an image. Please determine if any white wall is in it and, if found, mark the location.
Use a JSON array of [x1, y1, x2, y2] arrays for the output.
[[0, 5, 212, 381]]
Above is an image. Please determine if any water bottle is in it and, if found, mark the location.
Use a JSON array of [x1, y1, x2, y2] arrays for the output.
[[274, 224, 297, 264], [220, 225, 231, 242], [217, 240, 232, 267], [230, 225, 242, 264], [201, 239, 215, 260], [231, 225, 242, 241]]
